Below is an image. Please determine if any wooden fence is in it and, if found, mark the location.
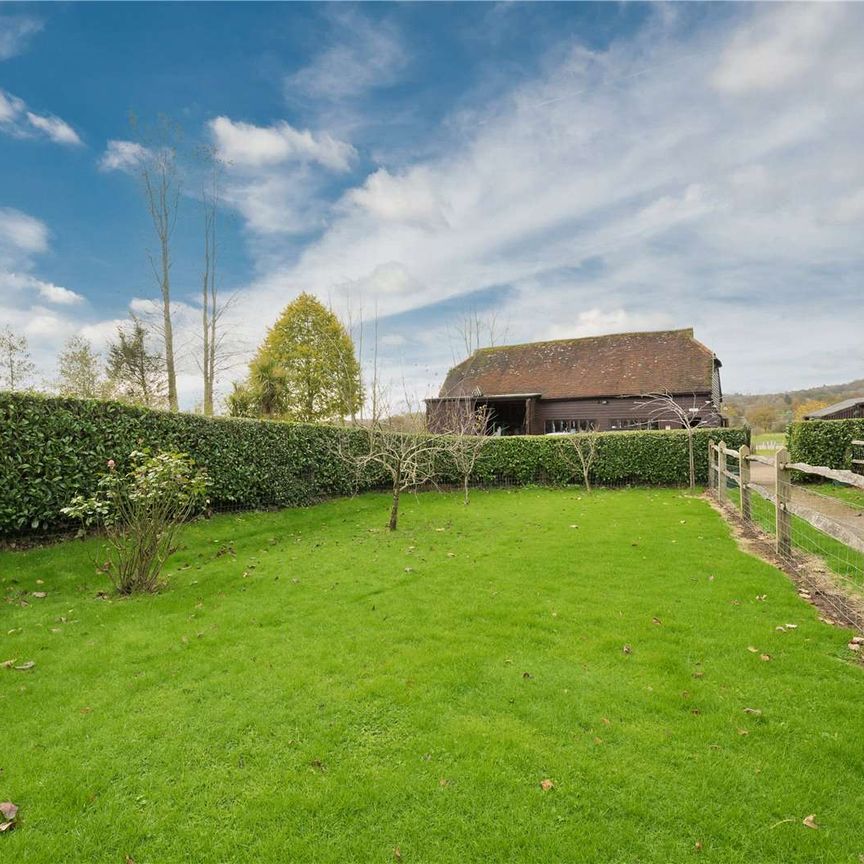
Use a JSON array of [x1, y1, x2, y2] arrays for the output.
[[708, 440, 864, 559]]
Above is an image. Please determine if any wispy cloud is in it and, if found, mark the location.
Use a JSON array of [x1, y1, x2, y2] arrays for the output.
[[285, 10, 407, 102], [0, 14, 43, 61], [219, 3, 864, 397], [0, 87, 82, 146]]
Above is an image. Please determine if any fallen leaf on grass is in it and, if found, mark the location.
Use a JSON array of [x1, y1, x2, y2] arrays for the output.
[[622, 644, 632, 655], [747, 646, 759, 653], [803, 814, 819, 829], [540, 779, 554, 791], [31, 591, 46, 599], [760, 654, 772, 662], [1, 659, 16, 669], [743, 707, 762, 716], [652, 617, 662, 625], [0, 801, 17, 832], [14, 661, 35, 671]]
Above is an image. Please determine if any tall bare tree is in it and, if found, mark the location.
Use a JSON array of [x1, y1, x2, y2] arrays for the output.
[[133, 114, 181, 411], [635, 391, 720, 490]]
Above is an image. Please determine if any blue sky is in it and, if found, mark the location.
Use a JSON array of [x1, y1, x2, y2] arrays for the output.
[[1, 2, 863, 408]]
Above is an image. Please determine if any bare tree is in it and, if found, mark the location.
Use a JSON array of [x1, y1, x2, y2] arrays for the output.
[[0, 326, 35, 391], [635, 391, 720, 490], [439, 400, 491, 503], [133, 114, 181, 411], [346, 422, 446, 530], [560, 431, 600, 493], [196, 146, 240, 416], [449, 306, 508, 363]]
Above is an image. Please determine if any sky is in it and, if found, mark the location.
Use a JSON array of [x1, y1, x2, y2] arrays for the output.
[[1, 1, 863, 410]]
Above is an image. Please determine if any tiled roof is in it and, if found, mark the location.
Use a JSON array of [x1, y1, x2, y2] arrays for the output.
[[805, 397, 864, 418], [438, 328, 717, 400]]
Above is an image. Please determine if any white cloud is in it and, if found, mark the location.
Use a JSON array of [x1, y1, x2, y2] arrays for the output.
[[0, 88, 82, 145], [218, 3, 864, 398], [0, 207, 48, 261], [286, 11, 407, 101], [209, 116, 355, 171], [0, 272, 84, 306], [99, 139, 150, 173], [24, 111, 82, 146], [0, 14, 42, 61]]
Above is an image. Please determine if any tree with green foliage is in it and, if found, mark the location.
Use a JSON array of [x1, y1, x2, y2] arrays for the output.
[[0, 326, 36, 391], [105, 318, 168, 409], [57, 335, 103, 398], [239, 293, 362, 422]]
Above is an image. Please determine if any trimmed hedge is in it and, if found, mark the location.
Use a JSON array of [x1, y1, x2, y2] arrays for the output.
[[788, 419, 864, 472], [0, 392, 747, 536]]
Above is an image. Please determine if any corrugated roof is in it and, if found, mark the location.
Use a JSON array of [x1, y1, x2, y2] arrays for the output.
[[805, 397, 864, 418], [438, 328, 717, 400]]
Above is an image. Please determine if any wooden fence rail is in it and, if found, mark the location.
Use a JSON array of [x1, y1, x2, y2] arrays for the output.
[[708, 440, 863, 560]]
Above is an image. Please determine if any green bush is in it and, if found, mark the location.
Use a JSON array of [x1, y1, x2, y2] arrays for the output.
[[0, 392, 747, 537], [788, 419, 864, 471]]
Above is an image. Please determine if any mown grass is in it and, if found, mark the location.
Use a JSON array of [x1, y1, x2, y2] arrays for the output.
[[2, 488, 863, 863], [806, 481, 864, 510], [752, 432, 787, 454]]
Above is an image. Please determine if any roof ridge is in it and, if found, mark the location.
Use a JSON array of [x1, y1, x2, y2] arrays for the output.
[[471, 327, 695, 355]]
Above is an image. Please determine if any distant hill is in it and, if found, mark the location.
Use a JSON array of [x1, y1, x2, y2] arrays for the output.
[[725, 379, 864, 432]]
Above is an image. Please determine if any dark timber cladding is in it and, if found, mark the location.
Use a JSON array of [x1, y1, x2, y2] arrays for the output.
[[425, 328, 725, 435]]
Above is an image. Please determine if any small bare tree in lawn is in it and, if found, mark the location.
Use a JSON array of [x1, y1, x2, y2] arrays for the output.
[[342, 422, 446, 531], [560, 430, 600, 492], [439, 400, 491, 504], [635, 391, 720, 490]]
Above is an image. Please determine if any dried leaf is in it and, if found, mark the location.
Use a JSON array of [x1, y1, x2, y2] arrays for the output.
[[1, 659, 16, 669], [14, 660, 35, 671], [31, 591, 47, 599], [540, 779, 554, 791], [652, 617, 662, 625], [0, 822, 14, 833], [393, 846, 402, 860], [743, 707, 762, 716], [803, 814, 818, 830], [622, 644, 632, 655], [760, 654, 772, 662], [747, 646, 758, 653]]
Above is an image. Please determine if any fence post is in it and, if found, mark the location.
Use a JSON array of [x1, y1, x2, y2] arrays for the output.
[[708, 442, 715, 491], [718, 440, 727, 501], [775, 446, 791, 558], [739, 444, 751, 521]]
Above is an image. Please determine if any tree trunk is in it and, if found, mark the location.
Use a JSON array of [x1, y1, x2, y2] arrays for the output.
[[161, 233, 178, 411], [388, 487, 400, 531], [688, 432, 696, 490]]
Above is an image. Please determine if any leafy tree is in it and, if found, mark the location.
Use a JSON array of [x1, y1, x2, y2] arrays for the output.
[[245, 293, 362, 422], [0, 326, 36, 391], [749, 405, 780, 433], [794, 399, 829, 422], [105, 318, 168, 409], [57, 335, 103, 398]]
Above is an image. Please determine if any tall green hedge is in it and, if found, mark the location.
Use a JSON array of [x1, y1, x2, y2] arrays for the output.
[[0, 392, 746, 536], [788, 419, 864, 471]]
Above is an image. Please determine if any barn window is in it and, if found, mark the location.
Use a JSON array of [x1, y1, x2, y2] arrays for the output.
[[544, 419, 596, 433], [610, 418, 660, 431]]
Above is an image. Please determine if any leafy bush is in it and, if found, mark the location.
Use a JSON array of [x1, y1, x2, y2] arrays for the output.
[[788, 419, 864, 472], [0, 392, 747, 537], [61, 451, 208, 593]]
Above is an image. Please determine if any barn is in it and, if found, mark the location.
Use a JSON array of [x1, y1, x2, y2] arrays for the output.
[[425, 328, 725, 435]]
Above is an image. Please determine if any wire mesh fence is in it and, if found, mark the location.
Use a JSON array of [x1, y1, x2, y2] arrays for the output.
[[708, 440, 864, 630]]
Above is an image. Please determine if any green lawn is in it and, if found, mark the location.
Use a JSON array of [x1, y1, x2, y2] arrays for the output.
[[752, 432, 787, 455], [2, 488, 863, 863], [805, 481, 864, 510]]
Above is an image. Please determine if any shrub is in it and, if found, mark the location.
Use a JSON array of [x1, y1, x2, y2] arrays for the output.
[[61, 451, 208, 594], [788, 419, 864, 472], [0, 392, 747, 537]]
